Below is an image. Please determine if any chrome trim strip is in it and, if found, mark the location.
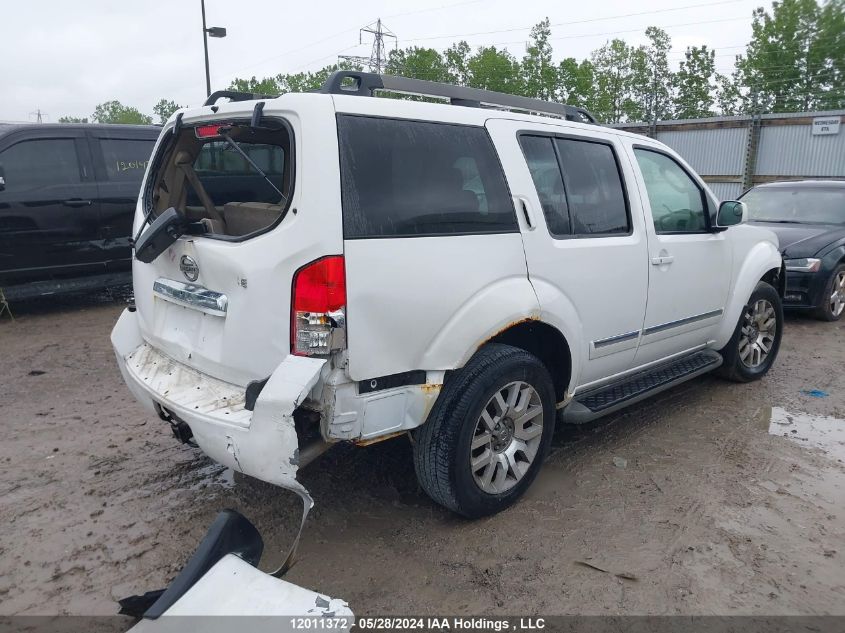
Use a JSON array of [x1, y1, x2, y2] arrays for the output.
[[643, 309, 723, 336], [153, 278, 228, 317], [593, 330, 640, 349]]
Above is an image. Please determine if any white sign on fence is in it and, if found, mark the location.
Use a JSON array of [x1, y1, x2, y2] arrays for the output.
[[812, 116, 841, 135]]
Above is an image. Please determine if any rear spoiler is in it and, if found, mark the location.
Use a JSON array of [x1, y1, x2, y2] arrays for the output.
[[204, 90, 278, 106]]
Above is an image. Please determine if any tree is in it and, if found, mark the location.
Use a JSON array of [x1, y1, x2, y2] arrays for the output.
[[466, 46, 523, 94], [629, 27, 673, 123], [91, 101, 152, 125], [522, 18, 558, 101], [590, 39, 636, 123], [58, 116, 89, 123], [674, 46, 717, 119], [445, 41, 472, 85], [386, 47, 450, 82], [736, 0, 845, 113], [559, 58, 595, 108], [230, 62, 362, 97], [153, 99, 182, 124], [716, 68, 743, 115]]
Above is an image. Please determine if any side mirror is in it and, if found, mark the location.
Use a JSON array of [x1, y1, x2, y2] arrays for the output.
[[716, 200, 747, 228], [0, 164, 6, 192], [134, 207, 189, 263]]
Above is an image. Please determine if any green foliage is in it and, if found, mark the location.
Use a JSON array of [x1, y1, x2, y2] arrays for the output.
[[521, 18, 558, 100], [590, 39, 636, 123], [91, 101, 152, 125], [153, 99, 182, 124], [674, 46, 717, 119], [466, 46, 523, 94], [737, 0, 845, 112], [58, 116, 89, 123], [220, 2, 845, 122], [386, 47, 451, 82], [630, 27, 674, 123]]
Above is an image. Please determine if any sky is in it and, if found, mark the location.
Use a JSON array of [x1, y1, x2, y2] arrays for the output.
[[0, 0, 774, 123]]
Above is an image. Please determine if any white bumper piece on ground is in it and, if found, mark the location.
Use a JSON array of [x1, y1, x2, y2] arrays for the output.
[[111, 308, 325, 572], [128, 554, 353, 632]]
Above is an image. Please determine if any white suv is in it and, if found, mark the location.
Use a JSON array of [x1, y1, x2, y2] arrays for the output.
[[112, 72, 784, 518]]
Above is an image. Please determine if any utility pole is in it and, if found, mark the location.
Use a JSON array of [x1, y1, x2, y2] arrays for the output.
[[29, 109, 47, 123], [339, 19, 397, 73], [200, 0, 227, 97]]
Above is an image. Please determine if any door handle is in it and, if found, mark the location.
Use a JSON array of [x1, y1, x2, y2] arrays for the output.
[[515, 196, 536, 231], [651, 255, 675, 266], [63, 199, 92, 207]]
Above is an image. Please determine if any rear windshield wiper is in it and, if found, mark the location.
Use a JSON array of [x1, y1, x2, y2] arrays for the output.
[[217, 126, 287, 204]]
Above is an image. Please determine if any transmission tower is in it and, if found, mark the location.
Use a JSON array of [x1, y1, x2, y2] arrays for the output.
[[339, 18, 396, 73], [29, 108, 48, 123]]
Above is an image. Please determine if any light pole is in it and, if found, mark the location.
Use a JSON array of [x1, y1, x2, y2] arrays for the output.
[[201, 0, 227, 97]]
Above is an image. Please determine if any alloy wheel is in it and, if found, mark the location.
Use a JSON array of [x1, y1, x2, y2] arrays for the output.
[[829, 271, 845, 318], [470, 381, 544, 494], [739, 299, 778, 368]]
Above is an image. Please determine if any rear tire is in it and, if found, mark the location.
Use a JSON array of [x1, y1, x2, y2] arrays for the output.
[[413, 343, 555, 518], [716, 281, 783, 383], [813, 264, 845, 322]]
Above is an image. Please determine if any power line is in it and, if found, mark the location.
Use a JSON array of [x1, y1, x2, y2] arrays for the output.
[[400, 0, 752, 44]]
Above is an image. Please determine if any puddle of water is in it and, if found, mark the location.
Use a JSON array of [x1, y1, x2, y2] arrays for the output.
[[762, 406, 845, 461]]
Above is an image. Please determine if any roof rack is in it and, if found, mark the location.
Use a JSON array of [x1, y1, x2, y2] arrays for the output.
[[318, 71, 598, 124], [204, 90, 278, 107]]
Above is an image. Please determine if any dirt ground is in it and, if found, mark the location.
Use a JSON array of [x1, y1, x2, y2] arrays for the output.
[[1, 290, 844, 617]]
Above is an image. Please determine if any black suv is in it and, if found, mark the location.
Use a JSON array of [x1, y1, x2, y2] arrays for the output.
[[0, 123, 159, 299]]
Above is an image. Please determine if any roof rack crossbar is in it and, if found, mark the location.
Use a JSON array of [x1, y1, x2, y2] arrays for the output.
[[204, 90, 279, 107], [319, 71, 598, 124]]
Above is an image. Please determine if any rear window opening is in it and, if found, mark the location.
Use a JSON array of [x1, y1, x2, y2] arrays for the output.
[[147, 119, 294, 239]]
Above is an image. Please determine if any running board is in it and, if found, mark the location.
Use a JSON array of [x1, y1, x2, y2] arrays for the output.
[[562, 349, 723, 425]]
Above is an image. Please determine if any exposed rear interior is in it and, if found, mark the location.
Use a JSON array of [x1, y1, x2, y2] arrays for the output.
[[148, 121, 293, 237]]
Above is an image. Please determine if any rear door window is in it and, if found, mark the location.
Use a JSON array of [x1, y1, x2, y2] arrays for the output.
[[520, 134, 629, 237], [99, 138, 155, 182], [554, 138, 629, 235], [338, 115, 516, 238], [520, 136, 570, 236], [0, 139, 81, 192]]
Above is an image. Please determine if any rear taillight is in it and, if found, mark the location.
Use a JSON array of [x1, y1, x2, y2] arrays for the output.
[[291, 256, 346, 356]]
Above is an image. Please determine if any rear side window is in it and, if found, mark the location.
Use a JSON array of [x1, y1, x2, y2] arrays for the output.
[[99, 138, 155, 182], [520, 135, 629, 237], [520, 136, 570, 235], [555, 139, 629, 235], [338, 115, 516, 238], [0, 139, 81, 192]]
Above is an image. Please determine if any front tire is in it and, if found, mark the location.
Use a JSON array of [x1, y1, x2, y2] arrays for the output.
[[413, 343, 555, 518], [814, 264, 845, 322], [716, 281, 783, 382]]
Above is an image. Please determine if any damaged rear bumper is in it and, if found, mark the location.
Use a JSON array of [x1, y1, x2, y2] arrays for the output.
[[111, 308, 325, 491]]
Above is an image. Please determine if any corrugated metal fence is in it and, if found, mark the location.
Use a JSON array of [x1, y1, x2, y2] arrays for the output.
[[615, 110, 845, 200]]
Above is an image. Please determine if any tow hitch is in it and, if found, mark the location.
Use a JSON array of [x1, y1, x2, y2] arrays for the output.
[[154, 404, 194, 446]]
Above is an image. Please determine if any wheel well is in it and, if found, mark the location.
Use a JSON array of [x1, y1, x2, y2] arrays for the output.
[[761, 265, 786, 298], [485, 320, 571, 402]]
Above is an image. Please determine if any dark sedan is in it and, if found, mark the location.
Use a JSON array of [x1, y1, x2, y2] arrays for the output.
[[742, 180, 845, 320]]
